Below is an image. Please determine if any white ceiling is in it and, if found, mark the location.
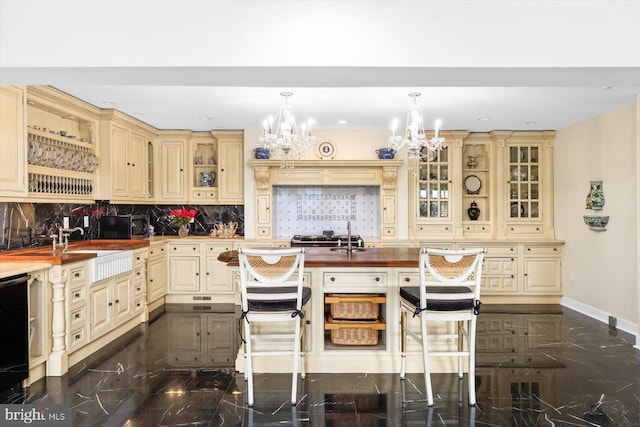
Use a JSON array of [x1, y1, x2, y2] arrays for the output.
[[2, 1, 639, 133]]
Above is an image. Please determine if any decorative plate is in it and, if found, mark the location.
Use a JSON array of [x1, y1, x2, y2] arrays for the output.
[[421, 146, 437, 162], [463, 175, 482, 194], [317, 140, 336, 159]]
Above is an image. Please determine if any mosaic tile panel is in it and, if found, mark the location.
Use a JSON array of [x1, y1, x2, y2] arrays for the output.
[[296, 194, 356, 221]]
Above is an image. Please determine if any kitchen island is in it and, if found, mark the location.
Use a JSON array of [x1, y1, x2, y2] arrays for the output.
[[219, 246, 460, 375]]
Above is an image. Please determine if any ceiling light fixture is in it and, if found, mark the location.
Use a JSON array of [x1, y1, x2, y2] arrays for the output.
[[338, 120, 347, 125], [259, 92, 316, 169], [388, 92, 444, 170]]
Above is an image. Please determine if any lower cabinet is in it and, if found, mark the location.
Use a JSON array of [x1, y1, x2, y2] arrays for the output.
[[166, 240, 235, 303], [167, 312, 237, 367], [28, 269, 48, 381], [147, 243, 167, 303], [89, 274, 133, 339]]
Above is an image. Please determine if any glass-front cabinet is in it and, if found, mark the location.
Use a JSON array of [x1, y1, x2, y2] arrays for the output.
[[190, 132, 218, 203], [409, 130, 556, 241], [410, 145, 453, 237]]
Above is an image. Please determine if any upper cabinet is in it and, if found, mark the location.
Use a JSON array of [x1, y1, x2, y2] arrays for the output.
[[99, 110, 156, 202], [22, 86, 101, 203], [408, 130, 556, 241], [0, 86, 27, 198], [158, 131, 190, 203], [213, 131, 244, 204]]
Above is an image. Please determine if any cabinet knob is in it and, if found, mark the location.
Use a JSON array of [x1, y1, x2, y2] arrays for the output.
[[74, 272, 80, 278], [74, 292, 80, 298], [511, 275, 514, 278], [527, 248, 531, 251], [161, 248, 164, 251], [330, 277, 335, 282], [375, 277, 380, 282], [108, 302, 113, 307], [524, 273, 528, 277], [405, 277, 411, 282], [196, 272, 199, 276], [74, 313, 80, 319], [115, 299, 120, 303], [221, 168, 225, 172], [75, 334, 80, 340], [510, 248, 514, 251], [149, 279, 154, 282], [266, 206, 269, 210]]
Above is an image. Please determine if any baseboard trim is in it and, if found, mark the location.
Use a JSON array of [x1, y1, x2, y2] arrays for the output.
[[560, 297, 638, 348]]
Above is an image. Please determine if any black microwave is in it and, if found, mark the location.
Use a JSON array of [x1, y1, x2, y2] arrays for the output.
[[98, 215, 149, 239]]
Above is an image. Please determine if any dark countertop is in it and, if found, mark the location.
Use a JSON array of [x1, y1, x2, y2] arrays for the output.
[[0, 239, 149, 265], [218, 246, 421, 268]]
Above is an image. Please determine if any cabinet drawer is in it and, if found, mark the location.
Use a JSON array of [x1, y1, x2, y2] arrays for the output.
[[506, 223, 543, 234], [68, 327, 88, 352], [134, 298, 144, 314], [461, 245, 517, 255], [192, 189, 217, 199], [133, 249, 147, 267], [398, 272, 420, 286], [69, 306, 86, 330], [257, 227, 271, 237], [134, 282, 144, 297], [462, 223, 490, 233], [206, 244, 232, 253], [484, 258, 517, 275], [382, 227, 396, 237], [149, 246, 166, 257], [133, 266, 145, 282], [169, 244, 201, 254], [415, 223, 452, 234], [69, 265, 87, 285], [481, 276, 518, 293], [69, 287, 86, 305], [523, 245, 560, 255], [323, 272, 387, 287]]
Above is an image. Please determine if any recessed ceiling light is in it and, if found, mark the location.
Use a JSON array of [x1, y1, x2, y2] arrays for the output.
[[199, 116, 212, 120], [477, 117, 491, 121], [524, 121, 536, 125], [338, 120, 347, 125], [602, 86, 613, 90], [102, 101, 115, 106]]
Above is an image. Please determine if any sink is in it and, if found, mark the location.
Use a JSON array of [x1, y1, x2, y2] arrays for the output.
[[68, 250, 133, 282]]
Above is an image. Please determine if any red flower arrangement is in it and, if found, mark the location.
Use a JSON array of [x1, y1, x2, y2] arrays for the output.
[[169, 208, 197, 227]]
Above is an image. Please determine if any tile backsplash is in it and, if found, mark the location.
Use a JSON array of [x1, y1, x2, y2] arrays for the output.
[[0, 202, 244, 251], [274, 186, 380, 238]]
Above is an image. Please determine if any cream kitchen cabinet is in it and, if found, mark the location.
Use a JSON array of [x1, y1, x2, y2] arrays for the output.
[[28, 268, 48, 384], [89, 273, 133, 339], [522, 244, 562, 294], [66, 261, 90, 354], [213, 131, 244, 204], [147, 243, 167, 304], [100, 111, 155, 202], [0, 85, 27, 198], [158, 132, 190, 202], [167, 240, 237, 303]]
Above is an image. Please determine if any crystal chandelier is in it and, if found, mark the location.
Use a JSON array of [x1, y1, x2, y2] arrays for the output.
[[259, 92, 316, 168], [388, 92, 445, 169]]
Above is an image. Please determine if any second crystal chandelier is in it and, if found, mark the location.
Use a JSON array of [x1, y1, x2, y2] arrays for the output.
[[259, 92, 316, 168], [388, 92, 445, 165]]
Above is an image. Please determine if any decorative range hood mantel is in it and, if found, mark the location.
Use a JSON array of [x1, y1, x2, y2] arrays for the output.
[[248, 159, 401, 239]]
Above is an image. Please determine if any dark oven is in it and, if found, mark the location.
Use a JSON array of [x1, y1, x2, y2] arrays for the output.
[[98, 215, 149, 239], [0, 273, 29, 397]]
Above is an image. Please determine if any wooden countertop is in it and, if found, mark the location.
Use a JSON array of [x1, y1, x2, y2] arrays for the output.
[[0, 239, 149, 265], [218, 246, 421, 268]]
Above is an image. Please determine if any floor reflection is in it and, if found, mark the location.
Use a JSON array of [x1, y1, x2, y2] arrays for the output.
[[3, 304, 639, 426]]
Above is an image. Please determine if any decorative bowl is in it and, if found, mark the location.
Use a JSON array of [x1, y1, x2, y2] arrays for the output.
[[253, 147, 271, 159], [583, 215, 609, 231], [375, 147, 396, 159]]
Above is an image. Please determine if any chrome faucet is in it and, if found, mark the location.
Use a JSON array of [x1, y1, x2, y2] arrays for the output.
[[58, 227, 85, 252], [346, 221, 353, 252]]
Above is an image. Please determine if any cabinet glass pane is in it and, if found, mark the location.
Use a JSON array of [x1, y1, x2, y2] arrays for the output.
[[416, 147, 450, 220]]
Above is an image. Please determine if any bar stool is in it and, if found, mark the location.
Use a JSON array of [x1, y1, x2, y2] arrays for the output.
[[237, 247, 310, 407], [400, 247, 486, 406]]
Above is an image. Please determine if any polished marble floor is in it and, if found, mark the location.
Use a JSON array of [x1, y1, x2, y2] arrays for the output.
[[4, 304, 639, 426]]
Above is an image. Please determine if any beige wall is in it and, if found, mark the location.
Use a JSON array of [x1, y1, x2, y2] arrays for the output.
[[555, 104, 639, 330]]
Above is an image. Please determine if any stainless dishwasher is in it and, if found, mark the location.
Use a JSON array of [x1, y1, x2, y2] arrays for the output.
[[0, 273, 29, 398]]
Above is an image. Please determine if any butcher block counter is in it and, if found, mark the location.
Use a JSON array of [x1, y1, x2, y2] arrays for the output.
[[218, 246, 421, 267]]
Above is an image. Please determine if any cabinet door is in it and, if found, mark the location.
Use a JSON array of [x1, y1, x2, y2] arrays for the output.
[[169, 256, 201, 292], [160, 140, 186, 201], [110, 125, 130, 197], [113, 275, 132, 325], [412, 147, 453, 236], [506, 143, 544, 236], [523, 258, 561, 294], [147, 255, 167, 302], [205, 250, 233, 293], [129, 131, 148, 199], [218, 139, 244, 203], [382, 195, 397, 238], [0, 86, 27, 197], [89, 280, 112, 338]]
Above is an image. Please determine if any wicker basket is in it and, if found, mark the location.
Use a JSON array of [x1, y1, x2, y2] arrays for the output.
[[326, 294, 385, 320], [326, 316, 385, 346]]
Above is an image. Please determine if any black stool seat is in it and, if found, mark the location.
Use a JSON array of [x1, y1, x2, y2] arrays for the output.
[[247, 287, 312, 311], [400, 286, 474, 312]]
